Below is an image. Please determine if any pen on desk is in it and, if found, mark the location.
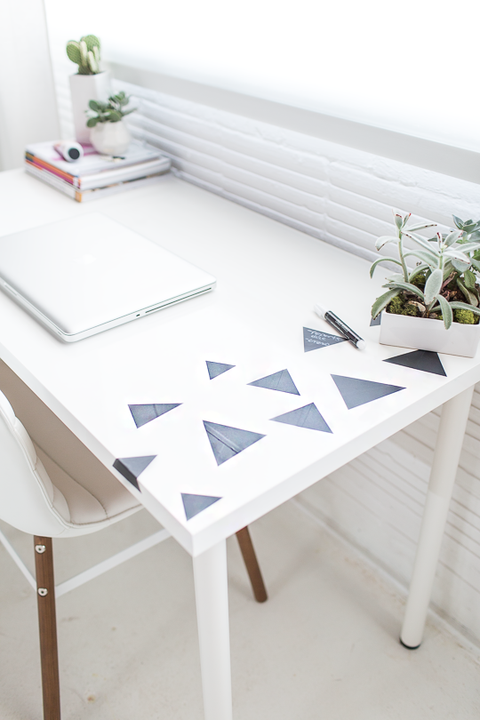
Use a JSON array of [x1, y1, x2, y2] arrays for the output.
[[314, 304, 366, 350]]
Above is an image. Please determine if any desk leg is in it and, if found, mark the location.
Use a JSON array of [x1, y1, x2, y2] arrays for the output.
[[193, 540, 233, 720], [400, 385, 474, 649]]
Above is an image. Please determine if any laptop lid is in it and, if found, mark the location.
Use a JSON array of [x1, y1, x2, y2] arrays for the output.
[[0, 213, 216, 342]]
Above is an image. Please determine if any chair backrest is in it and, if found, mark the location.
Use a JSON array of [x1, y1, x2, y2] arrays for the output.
[[0, 389, 70, 537]]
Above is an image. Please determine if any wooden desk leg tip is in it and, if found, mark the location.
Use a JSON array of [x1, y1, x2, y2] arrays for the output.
[[235, 527, 268, 603], [34, 536, 61, 720]]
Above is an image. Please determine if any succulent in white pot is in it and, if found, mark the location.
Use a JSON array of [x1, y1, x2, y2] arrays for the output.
[[86, 92, 137, 156], [371, 212, 480, 357], [66, 35, 111, 144]]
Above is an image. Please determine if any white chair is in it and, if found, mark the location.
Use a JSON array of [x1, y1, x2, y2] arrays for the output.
[[0, 360, 267, 720]]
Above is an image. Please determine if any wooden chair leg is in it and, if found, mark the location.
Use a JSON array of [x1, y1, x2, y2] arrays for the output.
[[34, 536, 61, 720], [235, 527, 268, 603]]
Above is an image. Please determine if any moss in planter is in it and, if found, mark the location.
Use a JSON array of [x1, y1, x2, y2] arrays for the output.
[[454, 308, 479, 325], [387, 295, 419, 317]]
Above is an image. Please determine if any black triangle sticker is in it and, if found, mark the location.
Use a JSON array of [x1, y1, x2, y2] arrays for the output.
[[182, 493, 222, 521], [113, 455, 156, 490], [206, 361, 235, 379], [129, 403, 181, 428], [203, 421, 265, 465], [248, 369, 300, 395], [303, 327, 346, 352], [332, 374, 405, 409], [272, 403, 332, 433], [383, 350, 446, 376]]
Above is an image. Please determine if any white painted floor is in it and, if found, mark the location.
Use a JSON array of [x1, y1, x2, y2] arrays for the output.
[[1, 499, 479, 719]]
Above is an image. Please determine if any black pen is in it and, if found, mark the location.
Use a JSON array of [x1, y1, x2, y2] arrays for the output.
[[314, 304, 366, 350]]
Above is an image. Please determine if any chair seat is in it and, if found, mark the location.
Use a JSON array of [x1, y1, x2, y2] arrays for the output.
[[0, 360, 140, 536]]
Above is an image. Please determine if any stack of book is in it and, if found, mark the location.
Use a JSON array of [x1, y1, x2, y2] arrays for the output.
[[25, 140, 171, 202]]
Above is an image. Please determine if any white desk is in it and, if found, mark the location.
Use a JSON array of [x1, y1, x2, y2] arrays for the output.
[[1, 169, 478, 719]]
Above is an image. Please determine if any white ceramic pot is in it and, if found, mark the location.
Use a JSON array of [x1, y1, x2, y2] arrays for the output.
[[69, 71, 111, 144], [379, 311, 480, 357], [89, 120, 131, 156]]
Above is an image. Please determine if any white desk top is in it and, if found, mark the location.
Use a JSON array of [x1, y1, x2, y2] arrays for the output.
[[1, 170, 480, 555]]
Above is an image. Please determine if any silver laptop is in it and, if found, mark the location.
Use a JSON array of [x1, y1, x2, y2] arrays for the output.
[[0, 213, 216, 342]]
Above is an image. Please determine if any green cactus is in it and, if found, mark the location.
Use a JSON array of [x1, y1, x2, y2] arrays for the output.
[[66, 35, 101, 75]]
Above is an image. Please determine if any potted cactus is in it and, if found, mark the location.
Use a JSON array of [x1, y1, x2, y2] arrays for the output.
[[66, 35, 111, 144], [371, 212, 480, 357], [86, 92, 137, 156]]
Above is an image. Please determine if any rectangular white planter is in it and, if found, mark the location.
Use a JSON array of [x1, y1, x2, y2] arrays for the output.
[[379, 311, 480, 357]]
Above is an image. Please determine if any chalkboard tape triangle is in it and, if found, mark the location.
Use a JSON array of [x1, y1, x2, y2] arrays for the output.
[[248, 369, 300, 395], [206, 361, 235, 380], [383, 350, 446, 376], [203, 420, 266, 465], [303, 327, 346, 352], [182, 493, 222, 521], [332, 374, 405, 409], [129, 403, 181, 428], [272, 402, 332, 433], [113, 455, 156, 490]]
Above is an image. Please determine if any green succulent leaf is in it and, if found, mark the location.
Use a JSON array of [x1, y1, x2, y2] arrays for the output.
[[404, 222, 437, 232], [394, 214, 403, 230], [449, 301, 480, 316], [81, 35, 101, 52], [457, 278, 478, 306], [451, 258, 471, 273], [371, 290, 400, 319], [408, 264, 429, 282], [375, 235, 398, 251], [384, 281, 425, 300], [424, 268, 443, 305], [403, 231, 440, 253], [435, 294, 453, 329], [404, 249, 439, 267], [86, 117, 98, 127], [66, 41, 81, 65], [452, 215, 465, 230], [445, 230, 463, 247], [464, 269, 476, 290]]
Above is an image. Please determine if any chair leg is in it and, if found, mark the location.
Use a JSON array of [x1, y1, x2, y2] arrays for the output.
[[235, 526, 268, 603], [34, 536, 61, 720]]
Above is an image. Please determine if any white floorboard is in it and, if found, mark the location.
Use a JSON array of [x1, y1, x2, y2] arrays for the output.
[[0, 500, 479, 719]]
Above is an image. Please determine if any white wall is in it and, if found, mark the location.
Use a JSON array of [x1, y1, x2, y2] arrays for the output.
[[0, 0, 59, 171]]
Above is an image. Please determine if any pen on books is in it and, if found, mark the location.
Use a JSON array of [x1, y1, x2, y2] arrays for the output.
[[314, 304, 366, 350]]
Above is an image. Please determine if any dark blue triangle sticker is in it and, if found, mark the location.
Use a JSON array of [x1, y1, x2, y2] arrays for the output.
[[182, 493, 222, 521], [248, 369, 300, 395], [272, 403, 332, 433], [129, 403, 181, 428], [303, 327, 346, 352], [383, 350, 446, 376], [206, 361, 235, 379], [332, 374, 405, 409], [113, 455, 156, 490], [370, 314, 382, 326], [203, 421, 266, 465]]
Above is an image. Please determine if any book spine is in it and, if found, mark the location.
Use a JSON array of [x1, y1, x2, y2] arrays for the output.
[[25, 153, 76, 186], [25, 162, 78, 200]]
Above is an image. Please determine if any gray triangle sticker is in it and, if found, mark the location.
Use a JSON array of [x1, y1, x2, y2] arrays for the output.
[[303, 327, 346, 352], [203, 421, 265, 465], [272, 403, 332, 433], [129, 403, 181, 428], [370, 314, 382, 326], [248, 369, 300, 395], [383, 350, 446, 376], [113, 455, 156, 489], [206, 361, 235, 379], [332, 374, 405, 409], [182, 493, 222, 521]]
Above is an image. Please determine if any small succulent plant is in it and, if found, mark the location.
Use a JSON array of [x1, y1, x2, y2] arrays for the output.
[[371, 212, 480, 329], [66, 35, 101, 75], [86, 92, 137, 127]]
